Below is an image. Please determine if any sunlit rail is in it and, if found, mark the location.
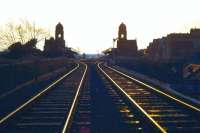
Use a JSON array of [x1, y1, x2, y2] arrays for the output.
[[0, 63, 79, 125], [0, 63, 89, 133], [98, 62, 167, 133], [62, 63, 87, 133], [98, 62, 200, 132]]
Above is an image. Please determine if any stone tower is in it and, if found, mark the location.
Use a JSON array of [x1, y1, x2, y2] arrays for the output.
[[117, 23, 138, 57], [55, 22, 64, 40], [118, 23, 127, 40]]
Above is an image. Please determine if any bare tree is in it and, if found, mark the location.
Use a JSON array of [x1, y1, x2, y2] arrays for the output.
[[0, 19, 50, 49]]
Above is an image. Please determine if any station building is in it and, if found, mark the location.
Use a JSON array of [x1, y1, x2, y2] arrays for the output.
[[44, 22, 77, 57], [116, 23, 138, 57], [146, 29, 200, 62]]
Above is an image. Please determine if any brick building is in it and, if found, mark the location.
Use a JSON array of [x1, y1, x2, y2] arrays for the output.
[[146, 29, 200, 62], [116, 23, 138, 57], [44, 22, 77, 57]]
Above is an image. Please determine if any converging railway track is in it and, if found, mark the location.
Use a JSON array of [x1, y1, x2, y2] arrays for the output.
[[98, 62, 200, 133], [0, 63, 87, 133], [1, 61, 200, 133], [66, 63, 158, 133]]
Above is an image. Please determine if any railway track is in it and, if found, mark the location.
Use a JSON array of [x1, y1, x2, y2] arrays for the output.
[[0, 65, 76, 120], [1, 61, 200, 133], [66, 63, 158, 133], [0, 63, 87, 133], [98, 62, 200, 133]]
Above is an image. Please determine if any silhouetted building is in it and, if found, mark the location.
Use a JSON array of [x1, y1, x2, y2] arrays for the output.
[[55, 23, 64, 40], [44, 22, 77, 57], [118, 23, 127, 40], [116, 23, 138, 57], [146, 29, 200, 62]]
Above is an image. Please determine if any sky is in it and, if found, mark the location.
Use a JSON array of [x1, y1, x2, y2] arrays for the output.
[[1, 0, 200, 54]]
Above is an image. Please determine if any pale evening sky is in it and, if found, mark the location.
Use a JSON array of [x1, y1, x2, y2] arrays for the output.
[[0, 0, 200, 54]]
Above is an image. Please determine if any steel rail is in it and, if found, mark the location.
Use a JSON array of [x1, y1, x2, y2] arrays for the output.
[[62, 63, 87, 133], [98, 63, 166, 133], [106, 64, 200, 113], [0, 63, 80, 124]]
